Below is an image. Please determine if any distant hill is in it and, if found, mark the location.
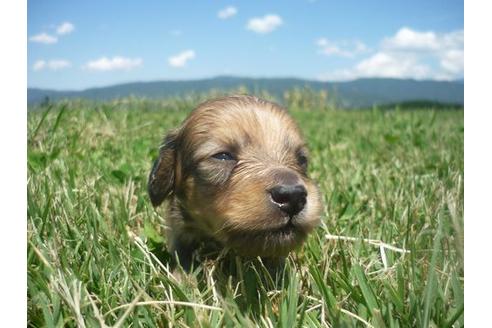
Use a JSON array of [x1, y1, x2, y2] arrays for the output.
[[27, 76, 464, 108]]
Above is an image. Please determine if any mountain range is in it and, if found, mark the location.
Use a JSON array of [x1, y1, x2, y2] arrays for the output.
[[27, 76, 464, 108]]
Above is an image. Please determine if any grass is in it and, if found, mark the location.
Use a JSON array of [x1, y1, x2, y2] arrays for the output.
[[27, 94, 464, 327]]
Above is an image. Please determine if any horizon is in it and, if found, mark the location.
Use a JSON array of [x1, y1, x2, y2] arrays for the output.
[[28, 0, 464, 90], [28, 75, 464, 92]]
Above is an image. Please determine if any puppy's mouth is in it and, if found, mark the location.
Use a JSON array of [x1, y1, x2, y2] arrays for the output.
[[274, 220, 296, 233], [264, 217, 304, 236], [218, 218, 308, 257]]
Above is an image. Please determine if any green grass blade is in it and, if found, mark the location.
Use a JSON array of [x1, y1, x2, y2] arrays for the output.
[[50, 104, 67, 136], [422, 216, 443, 327], [30, 104, 53, 142], [353, 264, 379, 314]]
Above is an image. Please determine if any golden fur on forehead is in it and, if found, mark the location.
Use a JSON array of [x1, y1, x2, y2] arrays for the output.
[[178, 96, 305, 160]]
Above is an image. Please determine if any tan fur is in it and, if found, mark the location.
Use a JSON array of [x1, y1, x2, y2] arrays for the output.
[[148, 95, 322, 268]]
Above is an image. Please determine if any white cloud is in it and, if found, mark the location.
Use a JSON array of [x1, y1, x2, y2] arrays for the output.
[[169, 29, 182, 37], [168, 50, 196, 68], [383, 28, 464, 53], [319, 52, 431, 81], [355, 52, 431, 78], [382, 27, 439, 51], [30, 22, 74, 45], [218, 6, 237, 19], [84, 56, 143, 71], [56, 22, 75, 35], [33, 60, 46, 71], [33, 59, 71, 71], [440, 49, 464, 74], [318, 27, 463, 81], [246, 14, 283, 34], [29, 33, 58, 44], [316, 38, 368, 58], [383, 27, 464, 77], [440, 30, 464, 51], [49, 60, 71, 70]]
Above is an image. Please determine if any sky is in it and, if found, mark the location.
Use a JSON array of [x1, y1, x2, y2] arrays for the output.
[[27, 0, 464, 90]]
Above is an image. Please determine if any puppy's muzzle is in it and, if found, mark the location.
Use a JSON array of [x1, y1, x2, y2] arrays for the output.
[[269, 183, 307, 217]]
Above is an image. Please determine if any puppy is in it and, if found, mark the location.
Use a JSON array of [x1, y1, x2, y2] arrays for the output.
[[148, 95, 321, 270]]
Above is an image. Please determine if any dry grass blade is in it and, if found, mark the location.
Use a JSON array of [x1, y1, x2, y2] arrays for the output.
[[325, 234, 410, 254], [104, 300, 224, 318]]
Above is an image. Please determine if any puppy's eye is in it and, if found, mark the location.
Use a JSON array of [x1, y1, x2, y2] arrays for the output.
[[297, 153, 308, 169], [212, 152, 236, 161]]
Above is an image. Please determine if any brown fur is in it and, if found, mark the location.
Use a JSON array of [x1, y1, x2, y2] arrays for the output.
[[148, 95, 322, 269]]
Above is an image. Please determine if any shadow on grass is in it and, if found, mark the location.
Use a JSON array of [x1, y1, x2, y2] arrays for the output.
[[148, 240, 293, 319]]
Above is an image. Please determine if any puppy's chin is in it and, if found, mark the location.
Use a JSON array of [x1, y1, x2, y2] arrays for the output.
[[217, 216, 316, 257]]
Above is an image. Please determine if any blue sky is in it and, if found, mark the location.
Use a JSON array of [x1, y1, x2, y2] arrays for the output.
[[27, 0, 464, 90]]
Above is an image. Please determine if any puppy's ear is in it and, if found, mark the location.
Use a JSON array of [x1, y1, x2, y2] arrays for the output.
[[148, 130, 179, 207]]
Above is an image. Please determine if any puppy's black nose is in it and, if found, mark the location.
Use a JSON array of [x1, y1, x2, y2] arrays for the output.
[[269, 184, 307, 216]]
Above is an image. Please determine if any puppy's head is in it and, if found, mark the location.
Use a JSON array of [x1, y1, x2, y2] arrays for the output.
[[149, 95, 322, 257]]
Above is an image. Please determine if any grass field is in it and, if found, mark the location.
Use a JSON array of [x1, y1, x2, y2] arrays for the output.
[[27, 94, 464, 327]]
